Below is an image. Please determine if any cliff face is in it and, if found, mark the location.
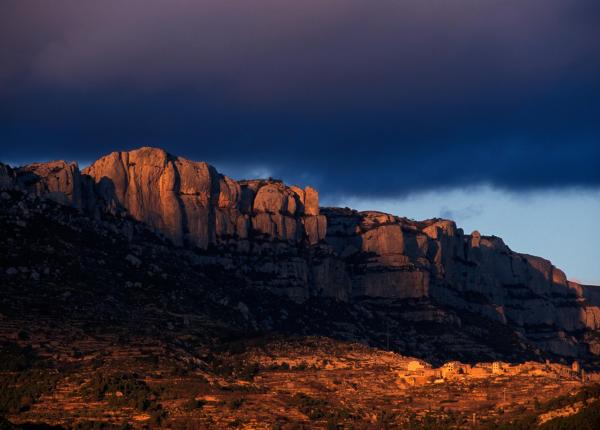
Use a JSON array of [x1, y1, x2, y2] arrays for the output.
[[82, 147, 326, 248], [324, 208, 600, 356], [2, 147, 599, 359]]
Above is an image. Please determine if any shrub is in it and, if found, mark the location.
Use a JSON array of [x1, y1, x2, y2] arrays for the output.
[[540, 399, 600, 430], [82, 373, 157, 411], [0, 370, 59, 414], [292, 393, 329, 420], [294, 361, 308, 371], [183, 397, 206, 411], [229, 397, 244, 410]]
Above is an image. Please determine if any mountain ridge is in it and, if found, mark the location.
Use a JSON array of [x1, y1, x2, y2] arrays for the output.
[[1, 146, 599, 361]]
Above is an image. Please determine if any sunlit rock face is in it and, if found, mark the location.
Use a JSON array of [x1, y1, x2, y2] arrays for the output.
[[84, 147, 227, 247], [6, 147, 600, 358], [80, 148, 331, 302], [82, 147, 325, 248], [322, 206, 600, 357]]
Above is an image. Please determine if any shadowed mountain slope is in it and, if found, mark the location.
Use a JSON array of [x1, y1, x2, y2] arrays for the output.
[[1, 147, 599, 363]]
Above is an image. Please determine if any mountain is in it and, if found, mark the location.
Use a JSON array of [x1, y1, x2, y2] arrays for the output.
[[1, 146, 599, 364]]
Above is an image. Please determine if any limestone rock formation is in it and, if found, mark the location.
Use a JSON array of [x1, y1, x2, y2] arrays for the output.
[[83, 147, 326, 248], [2, 147, 599, 360], [15, 161, 84, 208], [322, 207, 600, 356]]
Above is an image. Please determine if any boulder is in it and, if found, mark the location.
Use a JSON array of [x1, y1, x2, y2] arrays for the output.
[[253, 184, 288, 214]]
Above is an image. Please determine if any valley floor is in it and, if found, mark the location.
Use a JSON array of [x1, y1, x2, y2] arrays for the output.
[[1, 326, 596, 430]]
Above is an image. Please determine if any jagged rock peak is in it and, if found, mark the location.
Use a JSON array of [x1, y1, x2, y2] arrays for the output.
[[1, 147, 327, 248], [80, 147, 326, 247]]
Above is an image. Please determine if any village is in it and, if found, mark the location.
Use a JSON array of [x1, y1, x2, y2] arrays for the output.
[[396, 357, 594, 387], [4, 331, 600, 429]]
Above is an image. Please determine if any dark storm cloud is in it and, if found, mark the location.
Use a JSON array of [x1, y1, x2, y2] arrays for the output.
[[1, 0, 599, 196]]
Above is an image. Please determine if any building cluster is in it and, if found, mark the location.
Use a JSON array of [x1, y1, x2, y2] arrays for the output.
[[396, 358, 590, 387]]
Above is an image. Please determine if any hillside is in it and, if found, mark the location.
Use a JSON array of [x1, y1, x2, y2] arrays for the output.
[[2, 147, 599, 360], [1, 147, 600, 428]]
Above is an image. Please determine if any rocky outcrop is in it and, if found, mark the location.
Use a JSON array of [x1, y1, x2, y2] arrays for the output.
[[13, 161, 83, 208], [2, 147, 599, 360], [2, 148, 331, 302], [325, 209, 432, 298], [82, 147, 326, 248], [323, 207, 600, 356]]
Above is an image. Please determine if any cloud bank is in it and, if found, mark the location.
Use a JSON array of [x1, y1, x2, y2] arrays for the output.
[[1, 0, 599, 196]]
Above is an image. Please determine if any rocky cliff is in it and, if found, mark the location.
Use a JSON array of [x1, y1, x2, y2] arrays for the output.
[[1, 147, 599, 359], [324, 208, 600, 356], [82, 147, 327, 248]]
